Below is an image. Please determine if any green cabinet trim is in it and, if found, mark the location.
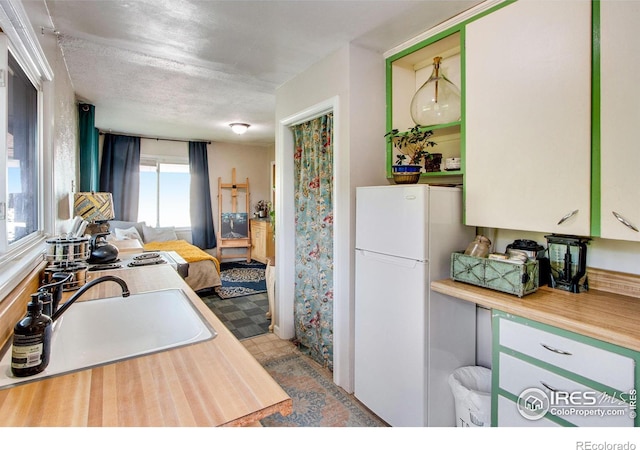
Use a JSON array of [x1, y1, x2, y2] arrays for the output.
[[498, 345, 629, 403], [491, 309, 501, 427], [492, 310, 639, 427], [495, 310, 640, 363], [386, 0, 618, 236], [384, 0, 515, 181], [591, 0, 602, 237], [384, 29, 464, 180], [497, 390, 577, 427]]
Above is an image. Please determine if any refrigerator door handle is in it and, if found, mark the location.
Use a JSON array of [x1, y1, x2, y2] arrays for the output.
[[356, 249, 427, 266]]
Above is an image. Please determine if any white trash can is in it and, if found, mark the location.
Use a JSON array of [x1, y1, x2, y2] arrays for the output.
[[448, 366, 492, 427]]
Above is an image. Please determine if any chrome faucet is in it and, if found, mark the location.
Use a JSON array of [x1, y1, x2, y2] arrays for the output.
[[50, 275, 130, 322]]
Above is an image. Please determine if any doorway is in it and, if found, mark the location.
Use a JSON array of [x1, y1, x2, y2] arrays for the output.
[[290, 112, 334, 369], [275, 97, 350, 387]]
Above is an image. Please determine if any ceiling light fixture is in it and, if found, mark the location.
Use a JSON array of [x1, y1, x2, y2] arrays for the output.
[[229, 123, 250, 135]]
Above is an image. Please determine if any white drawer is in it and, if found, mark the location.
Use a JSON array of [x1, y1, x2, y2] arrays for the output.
[[499, 317, 634, 391], [499, 353, 634, 427], [497, 395, 562, 427]]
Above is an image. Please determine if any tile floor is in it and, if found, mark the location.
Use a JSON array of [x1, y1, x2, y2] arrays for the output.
[[241, 332, 300, 364], [202, 292, 270, 340]]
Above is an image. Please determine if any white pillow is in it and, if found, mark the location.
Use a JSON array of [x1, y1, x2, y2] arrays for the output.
[[114, 226, 143, 243], [108, 220, 146, 240], [142, 224, 178, 243]]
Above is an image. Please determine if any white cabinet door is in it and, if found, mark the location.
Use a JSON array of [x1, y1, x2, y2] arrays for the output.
[[499, 353, 634, 427], [465, 0, 592, 234], [497, 395, 562, 427], [499, 318, 634, 392], [600, 1, 640, 241], [495, 314, 637, 428]]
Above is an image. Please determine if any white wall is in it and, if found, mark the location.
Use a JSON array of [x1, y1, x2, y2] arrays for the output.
[[484, 227, 640, 275], [136, 138, 274, 250], [210, 141, 274, 257], [476, 226, 640, 370], [24, 0, 79, 236], [210, 141, 274, 221], [275, 43, 387, 392]]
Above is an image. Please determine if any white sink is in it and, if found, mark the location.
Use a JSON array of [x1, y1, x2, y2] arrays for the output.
[[0, 288, 216, 389]]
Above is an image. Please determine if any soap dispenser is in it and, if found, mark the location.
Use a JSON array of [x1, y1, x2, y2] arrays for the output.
[[11, 293, 53, 377]]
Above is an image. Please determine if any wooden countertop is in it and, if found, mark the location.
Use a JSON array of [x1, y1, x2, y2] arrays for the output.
[[0, 265, 292, 426], [431, 277, 640, 352]]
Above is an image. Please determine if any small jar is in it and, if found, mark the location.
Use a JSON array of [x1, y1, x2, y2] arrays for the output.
[[464, 235, 492, 258]]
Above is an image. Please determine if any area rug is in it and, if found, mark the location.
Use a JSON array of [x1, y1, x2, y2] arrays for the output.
[[259, 353, 387, 427], [214, 260, 267, 299], [200, 291, 270, 340]]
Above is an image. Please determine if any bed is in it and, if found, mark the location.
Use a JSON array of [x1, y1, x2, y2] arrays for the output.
[[143, 239, 221, 292], [108, 220, 221, 292]]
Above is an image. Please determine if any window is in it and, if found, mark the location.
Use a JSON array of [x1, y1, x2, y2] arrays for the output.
[[6, 52, 38, 245], [138, 159, 191, 228], [0, 5, 54, 297]]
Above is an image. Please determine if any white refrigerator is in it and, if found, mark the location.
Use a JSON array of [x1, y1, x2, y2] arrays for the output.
[[354, 184, 476, 427]]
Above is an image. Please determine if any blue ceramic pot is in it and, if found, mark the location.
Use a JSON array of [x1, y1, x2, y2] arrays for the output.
[[392, 164, 422, 173]]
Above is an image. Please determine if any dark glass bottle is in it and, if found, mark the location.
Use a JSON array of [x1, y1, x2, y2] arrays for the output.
[[11, 294, 53, 377]]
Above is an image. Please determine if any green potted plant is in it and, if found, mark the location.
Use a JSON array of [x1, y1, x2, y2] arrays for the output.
[[385, 125, 438, 182]]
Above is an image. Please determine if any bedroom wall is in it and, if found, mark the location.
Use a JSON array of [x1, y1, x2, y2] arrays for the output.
[[136, 138, 274, 249], [210, 141, 274, 219], [209, 141, 274, 257]]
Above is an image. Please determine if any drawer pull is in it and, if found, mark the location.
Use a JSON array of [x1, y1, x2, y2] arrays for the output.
[[540, 343, 572, 356], [612, 211, 639, 232], [540, 381, 559, 392]]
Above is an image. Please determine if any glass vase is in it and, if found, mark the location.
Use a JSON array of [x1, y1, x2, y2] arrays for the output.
[[410, 56, 461, 126]]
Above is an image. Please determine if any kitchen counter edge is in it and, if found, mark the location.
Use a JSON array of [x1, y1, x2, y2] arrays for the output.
[[0, 264, 292, 427], [431, 276, 640, 353]]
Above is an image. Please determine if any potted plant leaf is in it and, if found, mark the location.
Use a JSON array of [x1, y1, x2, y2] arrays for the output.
[[385, 125, 437, 183], [255, 200, 270, 218]]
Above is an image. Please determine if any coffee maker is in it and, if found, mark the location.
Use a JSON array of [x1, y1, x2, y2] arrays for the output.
[[544, 234, 591, 293]]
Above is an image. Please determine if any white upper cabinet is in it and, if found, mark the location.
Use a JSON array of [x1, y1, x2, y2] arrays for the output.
[[465, 0, 592, 234], [600, 1, 640, 241]]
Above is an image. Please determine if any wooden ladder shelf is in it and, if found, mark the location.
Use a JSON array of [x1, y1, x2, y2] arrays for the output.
[[217, 168, 252, 262]]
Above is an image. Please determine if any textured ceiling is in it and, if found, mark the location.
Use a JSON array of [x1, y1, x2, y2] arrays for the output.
[[24, 0, 482, 145]]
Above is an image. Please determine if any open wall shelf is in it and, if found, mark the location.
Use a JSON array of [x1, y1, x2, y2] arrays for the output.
[[386, 30, 464, 183]]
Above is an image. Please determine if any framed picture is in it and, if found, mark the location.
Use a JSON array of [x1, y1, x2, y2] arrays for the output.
[[220, 212, 248, 239]]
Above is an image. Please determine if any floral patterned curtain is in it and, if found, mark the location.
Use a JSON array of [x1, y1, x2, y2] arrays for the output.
[[292, 113, 334, 370]]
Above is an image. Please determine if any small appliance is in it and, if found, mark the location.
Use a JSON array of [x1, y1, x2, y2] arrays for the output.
[[545, 234, 591, 293], [506, 239, 550, 286], [88, 232, 119, 264]]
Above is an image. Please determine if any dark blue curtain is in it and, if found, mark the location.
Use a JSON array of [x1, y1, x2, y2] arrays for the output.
[[78, 103, 99, 191], [189, 141, 216, 249], [99, 134, 140, 221]]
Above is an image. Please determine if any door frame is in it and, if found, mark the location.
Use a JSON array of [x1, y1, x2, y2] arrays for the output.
[[275, 96, 349, 388]]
